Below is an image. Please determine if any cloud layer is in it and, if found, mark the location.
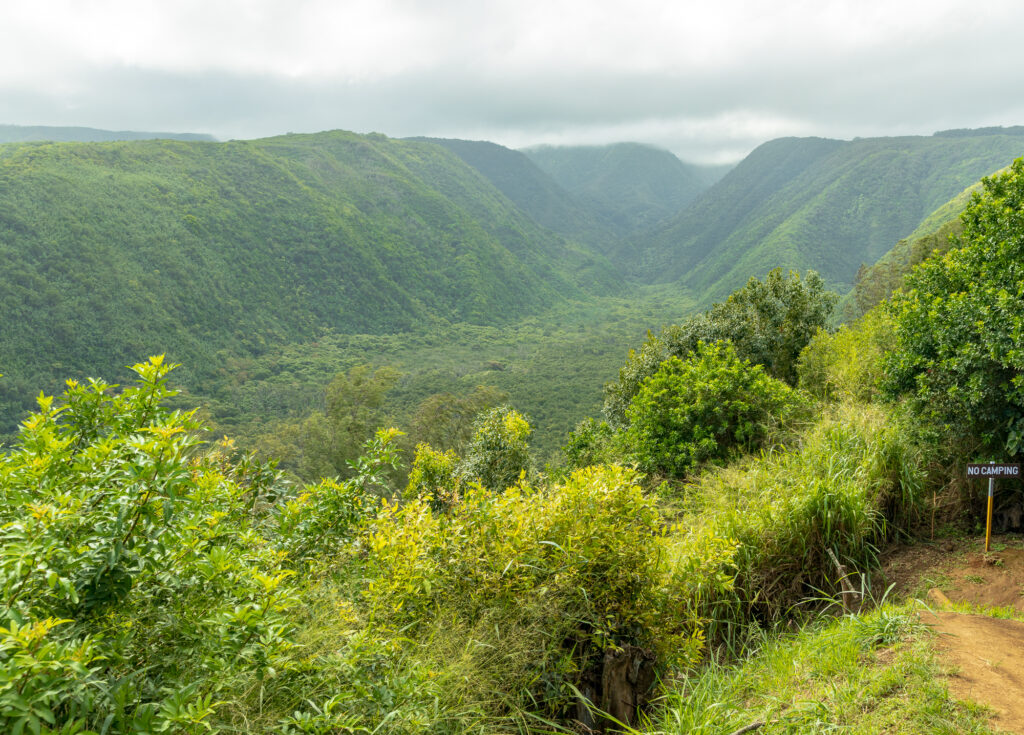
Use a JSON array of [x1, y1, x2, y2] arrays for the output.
[[4, 0, 1024, 162]]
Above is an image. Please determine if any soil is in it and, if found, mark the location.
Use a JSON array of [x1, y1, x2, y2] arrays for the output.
[[923, 611, 1024, 734], [881, 534, 1024, 611], [882, 534, 1024, 732]]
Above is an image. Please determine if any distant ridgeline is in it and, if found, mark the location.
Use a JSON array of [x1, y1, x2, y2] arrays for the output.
[[412, 138, 730, 255], [632, 128, 1024, 304], [0, 124, 216, 143], [520, 142, 730, 235]]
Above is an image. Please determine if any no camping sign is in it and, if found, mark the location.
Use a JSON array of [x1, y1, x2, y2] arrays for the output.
[[967, 463, 1022, 551]]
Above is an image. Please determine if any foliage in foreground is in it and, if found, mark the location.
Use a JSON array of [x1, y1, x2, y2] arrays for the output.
[[884, 157, 1024, 458], [625, 341, 805, 478], [0, 360, 741, 734], [673, 402, 923, 641], [798, 305, 894, 404], [0, 358, 405, 734]]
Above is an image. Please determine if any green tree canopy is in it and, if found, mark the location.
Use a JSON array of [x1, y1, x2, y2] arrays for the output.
[[457, 406, 533, 492], [624, 341, 803, 477], [604, 269, 835, 427], [296, 365, 400, 480], [884, 158, 1024, 456]]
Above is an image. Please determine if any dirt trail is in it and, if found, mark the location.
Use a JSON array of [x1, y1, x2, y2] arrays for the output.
[[883, 537, 1024, 732], [922, 608, 1024, 733]]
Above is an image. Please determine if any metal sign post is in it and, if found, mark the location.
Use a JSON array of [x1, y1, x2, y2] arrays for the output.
[[986, 474, 995, 552], [966, 463, 1021, 552]]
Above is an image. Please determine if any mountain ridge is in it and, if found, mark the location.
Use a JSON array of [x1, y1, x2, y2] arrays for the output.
[[640, 131, 1024, 302], [0, 123, 216, 143]]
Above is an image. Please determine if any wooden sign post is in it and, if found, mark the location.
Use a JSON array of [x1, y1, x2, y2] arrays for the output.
[[966, 463, 1021, 552]]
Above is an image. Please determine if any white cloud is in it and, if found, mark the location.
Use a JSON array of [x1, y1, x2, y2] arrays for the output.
[[3, 0, 1024, 161]]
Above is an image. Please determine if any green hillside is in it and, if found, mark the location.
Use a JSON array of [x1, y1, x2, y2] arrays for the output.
[[522, 142, 722, 234], [409, 137, 619, 253], [0, 130, 619, 430], [642, 130, 1024, 302], [838, 178, 985, 321], [0, 123, 215, 143]]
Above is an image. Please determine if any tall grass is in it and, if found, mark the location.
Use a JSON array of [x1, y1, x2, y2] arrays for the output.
[[664, 402, 924, 650]]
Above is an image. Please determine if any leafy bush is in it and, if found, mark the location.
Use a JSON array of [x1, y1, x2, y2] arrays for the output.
[[360, 464, 736, 722], [624, 341, 805, 477], [604, 269, 836, 427], [456, 406, 533, 492], [884, 157, 1024, 457], [0, 357, 407, 734], [404, 442, 460, 511], [560, 416, 616, 471]]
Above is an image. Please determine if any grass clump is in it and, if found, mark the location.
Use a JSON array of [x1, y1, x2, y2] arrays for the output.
[[650, 602, 996, 734], [673, 402, 924, 644]]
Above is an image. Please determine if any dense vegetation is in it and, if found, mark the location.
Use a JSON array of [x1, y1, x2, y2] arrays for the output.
[[409, 138, 621, 254], [0, 131, 618, 432], [884, 159, 1024, 457], [638, 129, 1024, 300], [4, 127, 1024, 732], [522, 143, 726, 235]]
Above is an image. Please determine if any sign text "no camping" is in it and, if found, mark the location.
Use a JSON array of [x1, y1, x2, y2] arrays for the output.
[[967, 463, 1021, 478]]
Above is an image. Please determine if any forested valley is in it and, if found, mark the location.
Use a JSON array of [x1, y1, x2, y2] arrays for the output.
[[3, 125, 1024, 734]]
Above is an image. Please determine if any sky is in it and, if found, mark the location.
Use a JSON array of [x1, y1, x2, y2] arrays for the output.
[[4, 0, 1024, 163]]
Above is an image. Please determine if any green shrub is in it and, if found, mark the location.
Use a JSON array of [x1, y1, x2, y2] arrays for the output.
[[560, 416, 616, 471], [604, 269, 836, 427], [625, 341, 805, 477], [360, 464, 736, 720], [884, 158, 1024, 457], [457, 406, 533, 492], [404, 442, 461, 510], [0, 357, 406, 734]]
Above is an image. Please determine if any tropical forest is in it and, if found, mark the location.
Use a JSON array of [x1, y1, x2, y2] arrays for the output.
[[3, 122, 1024, 735]]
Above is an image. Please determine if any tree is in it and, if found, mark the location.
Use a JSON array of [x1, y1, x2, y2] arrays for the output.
[[624, 341, 803, 477], [457, 406, 533, 492], [408, 384, 508, 454], [604, 269, 836, 427], [297, 365, 400, 480], [884, 158, 1024, 455]]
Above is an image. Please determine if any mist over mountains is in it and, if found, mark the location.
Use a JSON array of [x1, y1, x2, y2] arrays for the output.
[[0, 124, 216, 144]]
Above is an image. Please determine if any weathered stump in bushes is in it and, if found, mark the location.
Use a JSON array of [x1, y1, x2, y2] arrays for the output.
[[602, 646, 656, 730], [574, 645, 655, 732]]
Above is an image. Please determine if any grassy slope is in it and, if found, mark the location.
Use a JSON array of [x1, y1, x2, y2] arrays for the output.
[[0, 130, 620, 430], [651, 603, 996, 734], [836, 180, 981, 321], [643, 131, 1024, 303]]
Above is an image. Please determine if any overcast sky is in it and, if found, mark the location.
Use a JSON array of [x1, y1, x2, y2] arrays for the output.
[[4, 0, 1024, 163]]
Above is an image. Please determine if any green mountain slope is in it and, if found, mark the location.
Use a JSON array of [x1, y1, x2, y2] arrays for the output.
[[837, 173, 997, 321], [522, 142, 720, 234], [408, 137, 618, 252], [0, 123, 215, 143], [0, 130, 618, 428], [642, 130, 1024, 302]]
